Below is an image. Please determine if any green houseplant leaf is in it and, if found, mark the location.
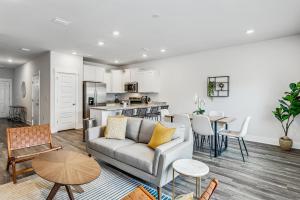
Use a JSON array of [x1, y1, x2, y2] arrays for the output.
[[273, 82, 300, 137]]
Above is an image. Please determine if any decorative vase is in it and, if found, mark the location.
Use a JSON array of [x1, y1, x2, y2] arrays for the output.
[[279, 136, 293, 151]]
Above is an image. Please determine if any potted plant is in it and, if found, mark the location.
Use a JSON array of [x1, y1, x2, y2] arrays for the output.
[[207, 81, 215, 98], [272, 82, 300, 151], [193, 94, 205, 114]]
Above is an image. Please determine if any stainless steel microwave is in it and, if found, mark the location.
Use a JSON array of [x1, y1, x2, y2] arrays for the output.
[[124, 82, 138, 93]]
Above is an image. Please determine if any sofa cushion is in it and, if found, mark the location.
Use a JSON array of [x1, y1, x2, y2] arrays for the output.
[[105, 116, 128, 140], [89, 137, 135, 158], [115, 143, 155, 174], [138, 119, 157, 143], [126, 117, 142, 142], [161, 121, 185, 140]]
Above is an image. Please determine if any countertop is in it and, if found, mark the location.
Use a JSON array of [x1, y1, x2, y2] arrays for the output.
[[90, 102, 167, 111]]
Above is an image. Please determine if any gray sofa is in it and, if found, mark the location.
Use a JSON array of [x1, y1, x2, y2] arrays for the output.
[[86, 117, 193, 199]]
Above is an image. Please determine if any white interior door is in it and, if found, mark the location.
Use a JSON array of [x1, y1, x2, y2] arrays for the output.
[[56, 73, 76, 131], [0, 80, 11, 118], [32, 72, 40, 125]]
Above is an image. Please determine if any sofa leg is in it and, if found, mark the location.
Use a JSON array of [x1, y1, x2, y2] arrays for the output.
[[6, 160, 10, 171], [157, 186, 162, 200], [12, 161, 17, 184]]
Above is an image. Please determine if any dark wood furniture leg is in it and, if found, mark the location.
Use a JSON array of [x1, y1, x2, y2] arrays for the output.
[[47, 183, 61, 200], [66, 185, 75, 200], [225, 124, 228, 149], [157, 186, 162, 200], [214, 121, 218, 157]]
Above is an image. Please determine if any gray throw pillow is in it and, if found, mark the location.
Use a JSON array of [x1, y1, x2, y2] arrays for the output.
[[138, 119, 157, 143], [126, 117, 142, 142]]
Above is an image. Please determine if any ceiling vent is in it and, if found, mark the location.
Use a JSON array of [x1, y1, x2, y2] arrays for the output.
[[52, 17, 71, 26]]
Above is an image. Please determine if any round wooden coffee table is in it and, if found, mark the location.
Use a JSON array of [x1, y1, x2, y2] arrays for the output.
[[32, 150, 101, 200]]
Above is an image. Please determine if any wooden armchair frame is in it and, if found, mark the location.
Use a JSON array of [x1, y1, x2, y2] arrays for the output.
[[6, 124, 62, 183], [199, 178, 219, 200]]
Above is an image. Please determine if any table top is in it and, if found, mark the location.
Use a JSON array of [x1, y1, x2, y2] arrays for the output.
[[32, 150, 101, 185], [172, 159, 209, 177], [165, 114, 234, 123]]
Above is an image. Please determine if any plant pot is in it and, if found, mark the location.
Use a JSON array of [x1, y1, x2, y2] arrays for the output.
[[279, 136, 293, 151]]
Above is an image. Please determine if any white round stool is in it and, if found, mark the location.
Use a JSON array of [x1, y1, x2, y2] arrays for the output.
[[172, 159, 209, 199]]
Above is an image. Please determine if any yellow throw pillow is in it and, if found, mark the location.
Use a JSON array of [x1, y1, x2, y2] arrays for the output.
[[104, 116, 127, 140], [148, 123, 175, 149]]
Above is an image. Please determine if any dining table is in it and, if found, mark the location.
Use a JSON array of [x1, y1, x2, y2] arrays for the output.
[[165, 114, 236, 157]]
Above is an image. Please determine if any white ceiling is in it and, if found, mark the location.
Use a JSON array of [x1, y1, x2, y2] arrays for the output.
[[0, 0, 300, 68]]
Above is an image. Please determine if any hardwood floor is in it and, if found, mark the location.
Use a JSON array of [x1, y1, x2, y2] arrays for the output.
[[1, 119, 300, 200]]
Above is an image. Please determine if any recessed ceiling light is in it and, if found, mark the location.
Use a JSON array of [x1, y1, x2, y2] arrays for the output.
[[52, 17, 71, 26], [152, 14, 160, 18], [21, 48, 31, 52], [98, 41, 104, 46], [142, 53, 148, 58], [142, 47, 150, 51], [114, 60, 119, 64], [8, 58, 13, 63], [113, 31, 120, 37], [246, 29, 255, 35], [160, 48, 166, 53], [72, 51, 77, 55]]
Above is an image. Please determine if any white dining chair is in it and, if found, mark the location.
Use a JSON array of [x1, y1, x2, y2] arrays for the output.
[[192, 115, 214, 157], [209, 110, 225, 131], [219, 116, 251, 162], [173, 114, 192, 139], [160, 109, 170, 122]]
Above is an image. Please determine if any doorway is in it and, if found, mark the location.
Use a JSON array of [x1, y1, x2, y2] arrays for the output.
[[32, 72, 40, 125], [0, 79, 12, 118], [55, 72, 77, 131]]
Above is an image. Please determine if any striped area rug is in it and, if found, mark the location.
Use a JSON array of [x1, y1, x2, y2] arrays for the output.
[[0, 164, 171, 200]]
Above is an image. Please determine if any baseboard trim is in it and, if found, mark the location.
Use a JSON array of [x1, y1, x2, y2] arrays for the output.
[[245, 135, 300, 149]]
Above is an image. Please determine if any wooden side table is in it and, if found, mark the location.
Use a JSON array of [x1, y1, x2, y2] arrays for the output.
[[172, 159, 209, 199], [32, 150, 101, 200]]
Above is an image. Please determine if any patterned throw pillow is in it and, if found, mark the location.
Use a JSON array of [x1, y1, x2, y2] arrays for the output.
[[175, 192, 194, 200], [104, 116, 128, 140]]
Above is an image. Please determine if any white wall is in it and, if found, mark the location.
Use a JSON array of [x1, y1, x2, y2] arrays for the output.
[[50, 51, 83, 132], [124, 35, 300, 148], [0, 67, 14, 79], [13, 52, 51, 124]]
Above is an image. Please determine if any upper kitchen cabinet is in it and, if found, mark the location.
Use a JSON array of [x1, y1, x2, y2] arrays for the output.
[[131, 69, 159, 93], [104, 70, 125, 93], [104, 71, 112, 92], [123, 69, 131, 83], [83, 65, 105, 82]]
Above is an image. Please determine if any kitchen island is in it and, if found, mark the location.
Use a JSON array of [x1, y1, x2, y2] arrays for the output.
[[90, 102, 167, 126]]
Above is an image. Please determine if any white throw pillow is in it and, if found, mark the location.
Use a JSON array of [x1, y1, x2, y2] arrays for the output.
[[104, 116, 127, 140]]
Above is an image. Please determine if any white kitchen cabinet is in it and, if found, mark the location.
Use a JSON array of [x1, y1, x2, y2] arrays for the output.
[[123, 69, 131, 83], [111, 70, 124, 93], [104, 71, 112, 92], [83, 65, 105, 82], [83, 65, 96, 81], [95, 67, 105, 82]]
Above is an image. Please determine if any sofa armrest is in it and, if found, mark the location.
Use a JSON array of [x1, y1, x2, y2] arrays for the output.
[[152, 138, 184, 176], [156, 140, 193, 185], [86, 126, 106, 141]]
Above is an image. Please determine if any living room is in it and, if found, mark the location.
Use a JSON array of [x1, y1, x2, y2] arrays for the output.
[[0, 0, 300, 200]]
